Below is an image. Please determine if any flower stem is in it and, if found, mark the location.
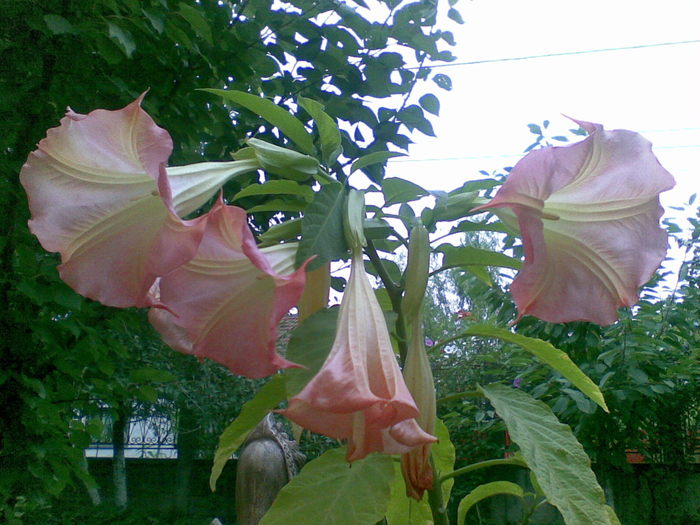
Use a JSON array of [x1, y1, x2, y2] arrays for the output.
[[438, 457, 527, 484], [365, 240, 409, 363], [427, 455, 450, 525]]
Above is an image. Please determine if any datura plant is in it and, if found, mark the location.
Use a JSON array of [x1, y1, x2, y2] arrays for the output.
[[20, 91, 674, 525]]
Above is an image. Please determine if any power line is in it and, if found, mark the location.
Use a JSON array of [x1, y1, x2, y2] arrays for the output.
[[410, 39, 700, 70], [389, 144, 700, 164]]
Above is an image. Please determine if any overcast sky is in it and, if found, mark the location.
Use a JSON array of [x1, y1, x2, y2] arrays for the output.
[[385, 0, 700, 226]]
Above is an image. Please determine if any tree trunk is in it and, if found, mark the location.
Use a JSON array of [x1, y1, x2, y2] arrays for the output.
[[80, 455, 102, 506], [174, 403, 198, 515], [112, 403, 129, 510]]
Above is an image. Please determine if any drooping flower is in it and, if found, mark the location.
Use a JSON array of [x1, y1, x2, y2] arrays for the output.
[[282, 251, 436, 461], [19, 95, 260, 308], [476, 120, 675, 325], [400, 223, 437, 499], [148, 197, 308, 378]]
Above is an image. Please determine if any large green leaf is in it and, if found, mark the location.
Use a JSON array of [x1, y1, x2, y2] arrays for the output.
[[386, 462, 433, 525], [202, 89, 314, 153], [468, 325, 608, 412], [457, 481, 524, 525], [438, 245, 522, 271], [296, 183, 349, 270], [298, 96, 342, 165], [433, 418, 455, 502], [259, 448, 394, 525], [209, 375, 287, 490], [285, 307, 338, 396], [479, 384, 617, 525], [382, 177, 430, 206]]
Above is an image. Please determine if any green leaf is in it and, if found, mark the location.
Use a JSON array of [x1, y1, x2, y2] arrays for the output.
[[363, 218, 394, 240], [202, 89, 314, 153], [233, 180, 314, 203], [464, 265, 493, 287], [129, 368, 176, 384], [178, 2, 213, 44], [298, 96, 342, 165], [107, 22, 136, 57], [258, 218, 302, 246], [296, 183, 349, 271], [418, 94, 440, 116], [246, 198, 308, 213], [447, 7, 464, 24], [44, 14, 74, 35], [433, 418, 456, 501], [136, 385, 158, 403], [285, 308, 338, 396], [438, 245, 522, 271], [528, 123, 542, 135], [468, 325, 608, 412], [209, 375, 287, 490], [457, 481, 524, 524], [351, 151, 406, 174], [260, 448, 394, 525], [382, 178, 429, 207], [479, 384, 617, 525], [432, 74, 452, 91]]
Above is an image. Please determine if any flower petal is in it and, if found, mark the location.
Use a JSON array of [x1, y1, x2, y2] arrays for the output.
[[283, 252, 436, 460], [20, 95, 206, 307], [479, 122, 675, 324], [151, 197, 307, 378]]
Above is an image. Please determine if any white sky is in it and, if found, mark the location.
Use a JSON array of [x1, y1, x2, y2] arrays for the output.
[[385, 0, 700, 225]]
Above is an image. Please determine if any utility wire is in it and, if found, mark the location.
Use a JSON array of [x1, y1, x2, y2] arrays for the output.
[[389, 144, 700, 164], [409, 39, 700, 70]]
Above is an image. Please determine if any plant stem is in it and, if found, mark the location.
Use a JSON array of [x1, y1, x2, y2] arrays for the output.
[[427, 455, 450, 525], [439, 457, 527, 484], [365, 240, 409, 363]]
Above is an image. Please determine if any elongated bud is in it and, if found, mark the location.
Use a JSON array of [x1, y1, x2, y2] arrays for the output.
[[402, 223, 430, 321], [401, 315, 436, 500], [343, 189, 366, 252]]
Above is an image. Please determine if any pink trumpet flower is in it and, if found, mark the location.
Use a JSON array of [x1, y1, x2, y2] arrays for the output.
[[283, 252, 436, 461], [476, 120, 675, 325], [20, 95, 309, 378], [148, 197, 308, 378], [20, 95, 207, 307]]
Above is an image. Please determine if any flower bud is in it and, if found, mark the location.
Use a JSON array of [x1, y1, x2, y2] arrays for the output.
[[402, 223, 430, 321]]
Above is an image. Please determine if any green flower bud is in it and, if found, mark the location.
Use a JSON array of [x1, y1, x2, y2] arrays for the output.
[[402, 223, 430, 321]]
